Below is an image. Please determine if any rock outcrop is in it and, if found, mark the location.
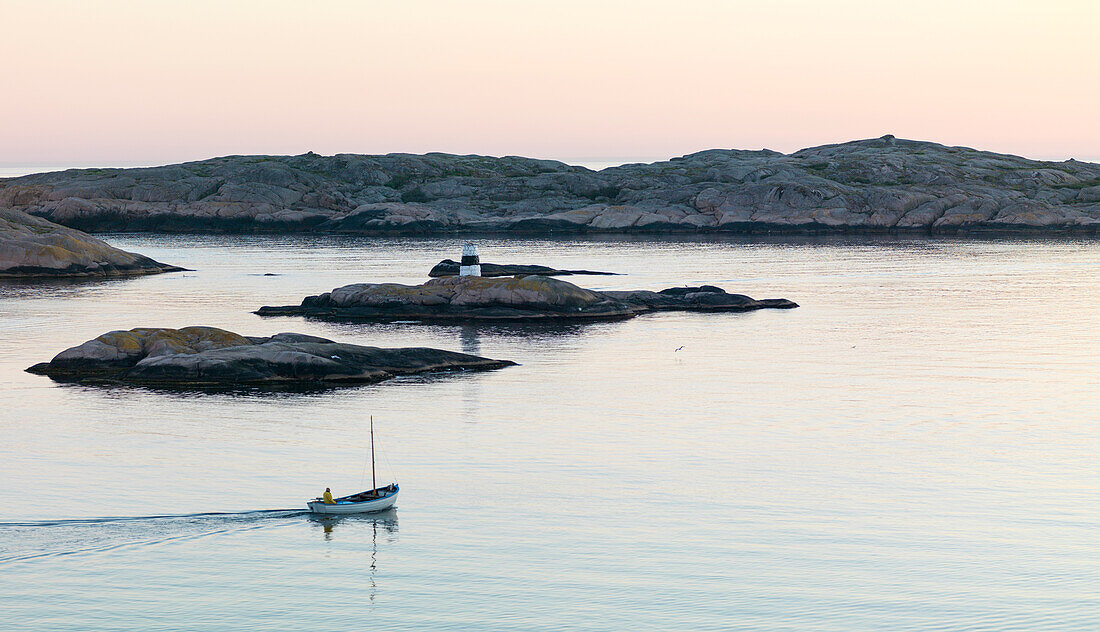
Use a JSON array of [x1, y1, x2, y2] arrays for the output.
[[255, 276, 796, 322], [26, 326, 515, 387], [428, 259, 617, 277], [0, 208, 182, 278], [2, 137, 1098, 235], [602, 286, 798, 311]]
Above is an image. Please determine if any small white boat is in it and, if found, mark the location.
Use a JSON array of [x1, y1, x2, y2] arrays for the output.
[[308, 416, 399, 514], [307, 483, 399, 514]]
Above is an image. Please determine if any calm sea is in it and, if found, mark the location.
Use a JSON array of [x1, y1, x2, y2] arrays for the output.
[[1, 235, 1098, 631]]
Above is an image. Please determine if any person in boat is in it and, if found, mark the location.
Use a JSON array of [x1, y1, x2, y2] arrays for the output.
[[323, 488, 335, 504]]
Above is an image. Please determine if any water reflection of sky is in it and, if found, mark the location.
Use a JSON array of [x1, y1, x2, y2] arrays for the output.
[[2, 236, 1098, 631]]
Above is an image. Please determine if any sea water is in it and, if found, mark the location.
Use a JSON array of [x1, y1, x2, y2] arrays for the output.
[[1, 235, 1097, 631]]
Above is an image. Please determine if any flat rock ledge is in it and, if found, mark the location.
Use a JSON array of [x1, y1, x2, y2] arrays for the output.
[[0, 208, 182, 278], [255, 275, 797, 323], [26, 326, 515, 387], [428, 259, 618, 277]]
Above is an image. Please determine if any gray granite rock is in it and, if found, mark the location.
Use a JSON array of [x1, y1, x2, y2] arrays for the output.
[[0, 208, 183, 278], [258, 275, 637, 321], [256, 276, 797, 323], [5, 137, 1096, 235], [26, 326, 515, 387], [602, 286, 798, 311]]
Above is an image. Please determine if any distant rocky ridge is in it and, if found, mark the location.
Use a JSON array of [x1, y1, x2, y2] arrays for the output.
[[3, 136, 1098, 235], [256, 275, 797, 322], [0, 208, 182, 278], [26, 326, 514, 387]]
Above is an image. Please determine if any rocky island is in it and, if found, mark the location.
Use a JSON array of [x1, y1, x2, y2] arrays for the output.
[[0, 208, 182, 278], [26, 326, 514, 387], [2, 136, 1098, 235], [428, 259, 617, 277], [256, 275, 797, 322]]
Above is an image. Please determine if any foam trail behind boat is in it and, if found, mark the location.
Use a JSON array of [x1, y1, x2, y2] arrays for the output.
[[0, 509, 307, 564]]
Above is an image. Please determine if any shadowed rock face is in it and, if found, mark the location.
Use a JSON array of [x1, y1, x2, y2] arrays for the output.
[[2, 137, 1098, 235], [25, 326, 515, 387], [428, 259, 618, 277], [255, 275, 797, 322], [0, 208, 183, 278]]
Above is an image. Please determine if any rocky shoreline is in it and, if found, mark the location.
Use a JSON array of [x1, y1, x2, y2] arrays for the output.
[[256, 275, 797, 323], [26, 326, 515, 388], [2, 136, 1098, 236], [0, 208, 183, 279]]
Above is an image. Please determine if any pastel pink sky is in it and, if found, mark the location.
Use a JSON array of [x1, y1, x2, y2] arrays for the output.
[[2, 0, 1097, 164]]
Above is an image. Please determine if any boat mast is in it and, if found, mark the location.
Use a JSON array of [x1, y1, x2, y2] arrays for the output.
[[370, 415, 377, 492]]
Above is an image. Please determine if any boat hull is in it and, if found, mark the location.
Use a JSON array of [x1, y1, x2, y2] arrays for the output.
[[307, 485, 398, 514]]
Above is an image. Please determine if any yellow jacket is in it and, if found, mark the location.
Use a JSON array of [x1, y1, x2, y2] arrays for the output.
[[323, 490, 335, 504]]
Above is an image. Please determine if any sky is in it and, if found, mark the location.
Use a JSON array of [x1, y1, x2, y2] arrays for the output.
[[1, 0, 1098, 165]]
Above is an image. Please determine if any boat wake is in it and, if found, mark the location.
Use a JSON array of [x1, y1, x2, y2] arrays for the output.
[[0, 509, 307, 564]]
